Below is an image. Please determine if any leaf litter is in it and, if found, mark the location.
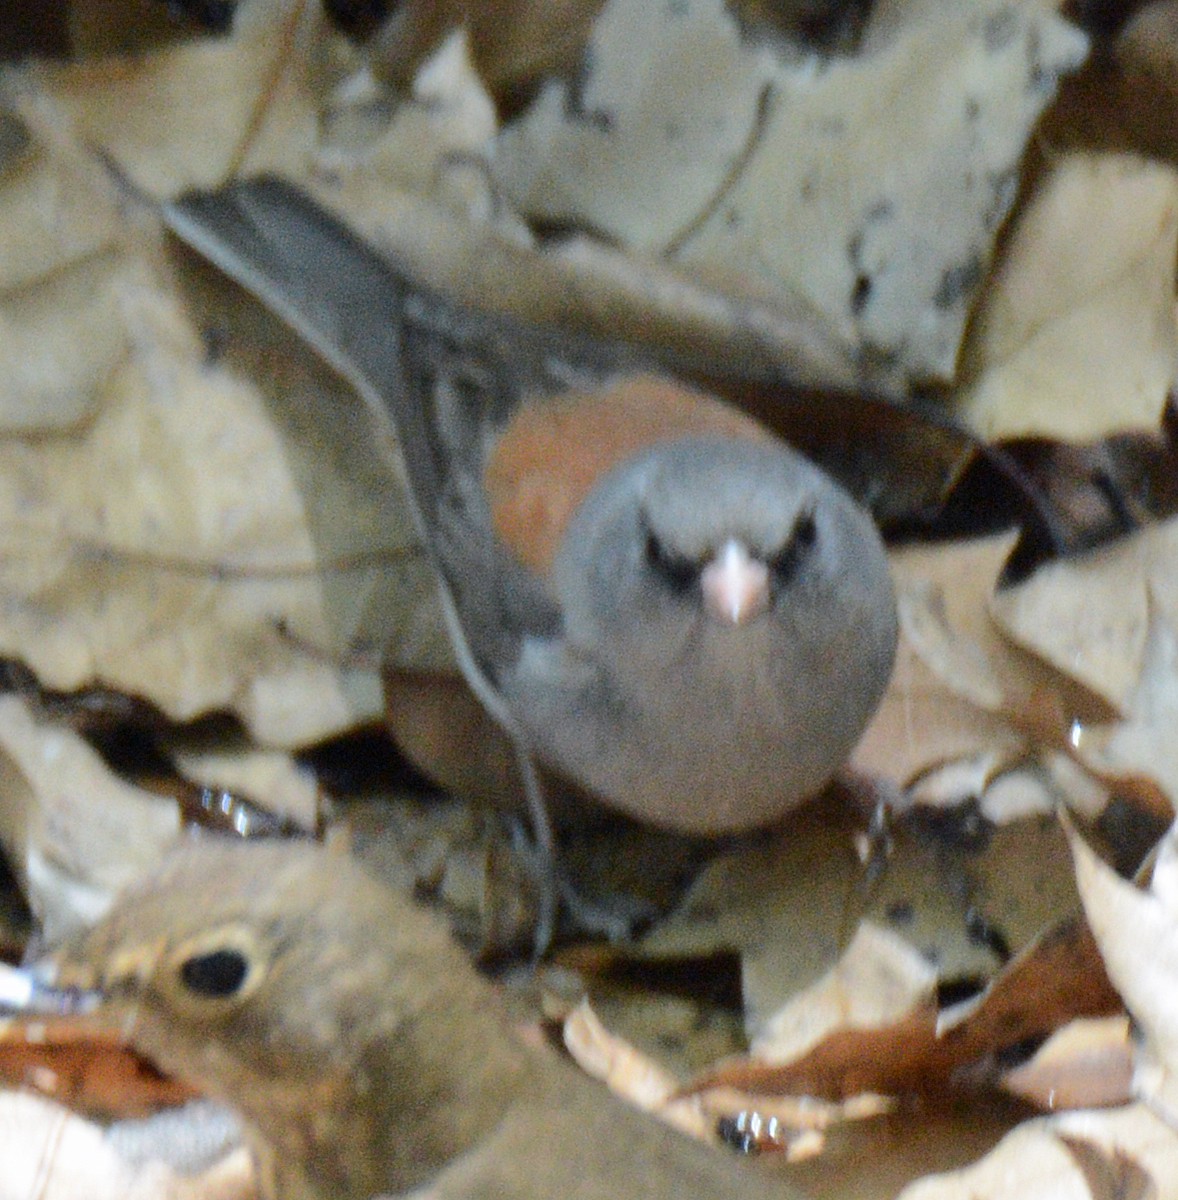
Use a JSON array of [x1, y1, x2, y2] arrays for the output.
[[0, 1, 1176, 1197]]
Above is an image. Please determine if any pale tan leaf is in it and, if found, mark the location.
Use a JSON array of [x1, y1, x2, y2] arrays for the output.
[[751, 922, 937, 1065], [16, 0, 322, 197], [0, 695, 179, 944], [991, 517, 1178, 714], [495, 0, 769, 254], [562, 1000, 713, 1142], [852, 534, 1032, 789], [1068, 818, 1178, 1124], [957, 152, 1178, 441], [498, 0, 1087, 382], [0, 1090, 255, 1200], [897, 1104, 1178, 1200], [0, 249, 448, 745], [1001, 1016, 1133, 1111], [164, 739, 320, 832], [0, 248, 134, 431], [1075, 609, 1178, 812], [0, 111, 122, 293]]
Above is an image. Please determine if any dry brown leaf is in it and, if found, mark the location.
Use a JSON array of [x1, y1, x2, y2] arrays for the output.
[[646, 790, 1094, 1049], [957, 152, 1178, 442], [1119, 1, 1178, 103], [561, 1000, 879, 1162], [0, 1015, 195, 1120], [688, 909, 1120, 1105], [641, 799, 1007, 1037], [368, 0, 606, 119], [852, 533, 1111, 794]]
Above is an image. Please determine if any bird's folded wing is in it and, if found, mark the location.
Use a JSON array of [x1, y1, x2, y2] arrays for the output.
[[163, 175, 592, 689]]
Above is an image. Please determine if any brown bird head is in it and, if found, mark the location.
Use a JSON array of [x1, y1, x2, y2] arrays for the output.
[[39, 839, 531, 1200]]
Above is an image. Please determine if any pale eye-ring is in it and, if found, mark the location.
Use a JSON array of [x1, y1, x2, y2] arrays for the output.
[[163, 924, 266, 1008]]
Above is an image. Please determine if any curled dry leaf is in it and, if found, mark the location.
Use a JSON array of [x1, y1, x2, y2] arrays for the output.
[[368, 0, 605, 119], [699, 1086, 889, 1161], [562, 999, 713, 1143], [852, 533, 1114, 798], [686, 906, 1120, 1106], [857, 515, 1178, 826], [1000, 1015, 1133, 1111], [643, 790, 1095, 1064], [640, 797, 1006, 1039], [852, 534, 1029, 788], [163, 739, 320, 832], [1068, 817, 1178, 1124], [0, 695, 179, 943], [1078, 609, 1178, 812], [561, 1000, 874, 1162]]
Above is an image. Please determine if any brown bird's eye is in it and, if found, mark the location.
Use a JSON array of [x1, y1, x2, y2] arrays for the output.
[[179, 948, 251, 998], [769, 509, 818, 587]]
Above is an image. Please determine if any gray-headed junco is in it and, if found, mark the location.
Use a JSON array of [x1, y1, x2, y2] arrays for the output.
[[165, 178, 897, 839]]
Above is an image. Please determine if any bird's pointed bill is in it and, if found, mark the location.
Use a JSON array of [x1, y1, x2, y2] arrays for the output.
[[700, 540, 770, 625]]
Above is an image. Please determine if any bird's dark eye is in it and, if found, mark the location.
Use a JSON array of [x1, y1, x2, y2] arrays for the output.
[[770, 509, 818, 586], [179, 948, 251, 998], [643, 526, 699, 593]]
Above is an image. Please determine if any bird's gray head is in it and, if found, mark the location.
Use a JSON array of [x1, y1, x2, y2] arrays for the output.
[[555, 435, 891, 659]]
